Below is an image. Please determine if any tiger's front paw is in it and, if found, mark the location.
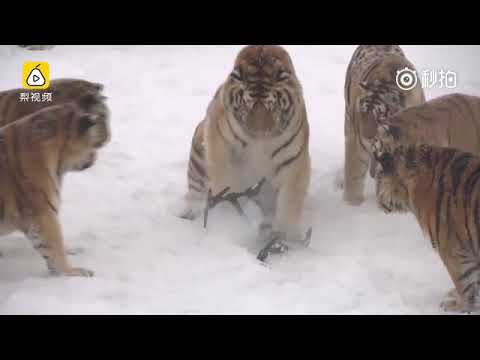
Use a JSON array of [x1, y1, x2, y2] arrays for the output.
[[257, 235, 289, 262], [440, 289, 461, 312], [51, 266, 94, 278], [68, 267, 94, 277], [175, 197, 205, 221], [178, 208, 200, 221], [66, 247, 85, 256], [257, 229, 294, 261]]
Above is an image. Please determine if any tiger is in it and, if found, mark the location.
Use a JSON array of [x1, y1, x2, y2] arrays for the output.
[[0, 92, 110, 277], [342, 45, 425, 205], [372, 93, 480, 158], [181, 45, 310, 244], [374, 143, 480, 313], [0, 78, 105, 128]]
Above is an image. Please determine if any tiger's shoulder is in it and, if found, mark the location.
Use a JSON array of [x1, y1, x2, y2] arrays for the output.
[[384, 93, 480, 128], [379, 93, 480, 151]]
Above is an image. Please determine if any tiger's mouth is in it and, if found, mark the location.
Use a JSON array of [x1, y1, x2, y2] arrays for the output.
[[74, 152, 97, 171], [378, 198, 409, 214], [376, 178, 410, 214], [246, 102, 275, 131], [379, 201, 408, 214], [242, 101, 283, 137]]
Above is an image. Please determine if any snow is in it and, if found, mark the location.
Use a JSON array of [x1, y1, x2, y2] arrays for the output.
[[0, 45, 479, 314]]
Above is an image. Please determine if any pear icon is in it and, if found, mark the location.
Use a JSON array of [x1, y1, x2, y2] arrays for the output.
[[26, 64, 46, 86]]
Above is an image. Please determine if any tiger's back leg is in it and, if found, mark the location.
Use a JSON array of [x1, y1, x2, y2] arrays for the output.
[[440, 248, 480, 314], [180, 120, 208, 220], [343, 110, 370, 205]]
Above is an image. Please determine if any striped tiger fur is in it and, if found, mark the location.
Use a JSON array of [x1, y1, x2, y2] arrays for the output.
[[375, 144, 480, 313], [0, 93, 110, 277], [182, 45, 310, 242], [343, 45, 425, 205], [0, 78, 105, 128], [373, 93, 480, 159]]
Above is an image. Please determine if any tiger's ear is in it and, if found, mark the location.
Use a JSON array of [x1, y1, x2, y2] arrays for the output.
[[93, 82, 104, 92], [77, 93, 97, 108]]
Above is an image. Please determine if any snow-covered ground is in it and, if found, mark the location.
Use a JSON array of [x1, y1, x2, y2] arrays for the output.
[[0, 45, 479, 314]]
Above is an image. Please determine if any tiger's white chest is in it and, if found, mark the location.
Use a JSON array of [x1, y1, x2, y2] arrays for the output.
[[237, 141, 276, 177], [229, 135, 294, 190]]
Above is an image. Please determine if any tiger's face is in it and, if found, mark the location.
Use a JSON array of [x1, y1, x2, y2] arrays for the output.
[[224, 45, 302, 137], [59, 96, 111, 174], [374, 144, 415, 214], [357, 80, 406, 140]]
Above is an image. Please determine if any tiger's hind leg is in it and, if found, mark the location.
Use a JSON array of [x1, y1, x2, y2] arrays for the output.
[[440, 249, 480, 314], [440, 288, 480, 314], [440, 288, 462, 312], [179, 155, 207, 221], [343, 110, 370, 206], [179, 121, 208, 221], [179, 190, 207, 221]]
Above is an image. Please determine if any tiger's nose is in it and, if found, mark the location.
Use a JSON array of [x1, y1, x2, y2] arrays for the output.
[[252, 100, 267, 109], [251, 90, 269, 99], [249, 84, 269, 98]]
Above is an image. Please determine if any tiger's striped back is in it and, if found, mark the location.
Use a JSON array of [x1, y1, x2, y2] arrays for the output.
[[377, 93, 480, 156]]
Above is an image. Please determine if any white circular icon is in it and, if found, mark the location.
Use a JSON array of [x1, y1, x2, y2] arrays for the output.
[[396, 67, 418, 91]]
